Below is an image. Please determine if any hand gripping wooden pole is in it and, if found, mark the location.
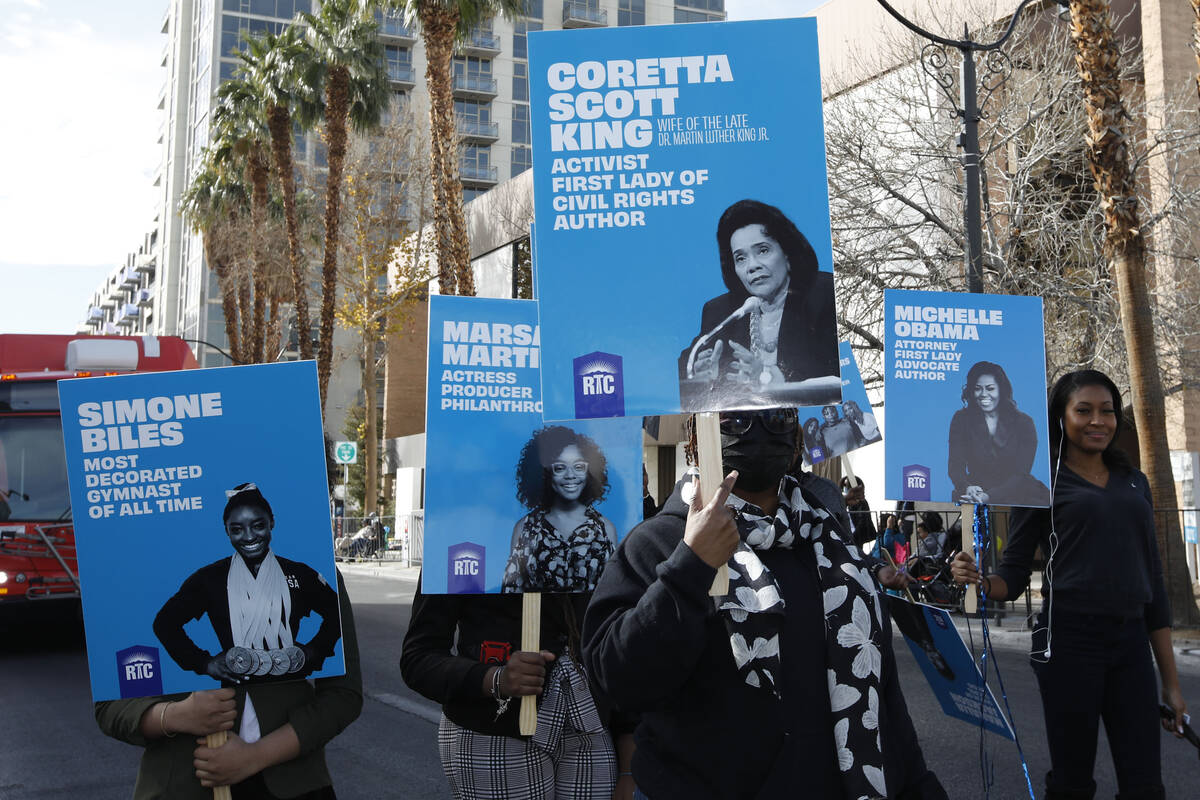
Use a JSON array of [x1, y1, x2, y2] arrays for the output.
[[206, 731, 233, 800], [963, 503, 979, 615], [695, 412, 729, 596], [518, 592, 541, 735]]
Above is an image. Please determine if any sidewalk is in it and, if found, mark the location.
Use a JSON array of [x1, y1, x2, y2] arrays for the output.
[[335, 557, 422, 582]]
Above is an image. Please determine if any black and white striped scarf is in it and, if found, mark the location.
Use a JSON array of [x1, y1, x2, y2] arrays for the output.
[[716, 475, 888, 800]]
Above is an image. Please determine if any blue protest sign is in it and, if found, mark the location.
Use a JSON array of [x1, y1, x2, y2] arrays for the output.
[[887, 596, 1015, 740], [58, 361, 343, 701], [799, 343, 881, 465], [424, 295, 643, 594], [884, 290, 1051, 507], [530, 18, 840, 419]]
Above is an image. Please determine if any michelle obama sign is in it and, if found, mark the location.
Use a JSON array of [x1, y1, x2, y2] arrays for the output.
[[58, 361, 344, 700], [529, 18, 841, 419], [884, 290, 1052, 507], [424, 295, 642, 594]]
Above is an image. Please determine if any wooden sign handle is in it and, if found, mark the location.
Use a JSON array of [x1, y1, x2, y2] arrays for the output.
[[206, 730, 232, 800], [518, 592, 541, 735], [963, 503, 979, 614], [840, 454, 856, 486], [695, 412, 728, 596]]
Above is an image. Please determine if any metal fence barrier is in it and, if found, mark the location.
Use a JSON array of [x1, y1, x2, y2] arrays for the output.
[[332, 513, 424, 566]]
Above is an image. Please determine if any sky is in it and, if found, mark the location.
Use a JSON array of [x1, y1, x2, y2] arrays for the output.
[[0, 0, 827, 335]]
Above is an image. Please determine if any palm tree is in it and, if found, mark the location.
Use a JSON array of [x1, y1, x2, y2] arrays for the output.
[[212, 77, 275, 363], [1065, 0, 1200, 623], [1192, 1, 1200, 106], [303, 0, 390, 411], [395, 1, 526, 297], [238, 27, 322, 361], [180, 151, 250, 364]]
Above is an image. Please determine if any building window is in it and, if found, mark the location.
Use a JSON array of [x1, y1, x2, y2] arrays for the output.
[[674, 0, 724, 23], [513, 61, 528, 102], [618, 0, 645, 26], [512, 20, 542, 60], [453, 55, 493, 80], [511, 103, 530, 145], [462, 144, 491, 171], [463, 187, 486, 203], [519, 0, 543, 19], [384, 44, 413, 82], [455, 98, 492, 125], [511, 146, 532, 178], [223, 0, 310, 16], [220, 14, 287, 60]]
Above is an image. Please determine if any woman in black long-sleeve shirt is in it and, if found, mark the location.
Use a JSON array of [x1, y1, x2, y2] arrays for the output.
[[952, 370, 1188, 800]]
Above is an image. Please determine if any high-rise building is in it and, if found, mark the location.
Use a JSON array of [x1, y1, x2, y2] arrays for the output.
[[79, 1, 726, 434]]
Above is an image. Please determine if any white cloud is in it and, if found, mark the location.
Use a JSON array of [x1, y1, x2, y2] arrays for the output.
[[726, 0, 827, 21], [0, 8, 161, 266]]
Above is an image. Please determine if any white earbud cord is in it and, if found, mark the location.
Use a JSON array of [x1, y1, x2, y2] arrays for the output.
[[1031, 421, 1063, 664]]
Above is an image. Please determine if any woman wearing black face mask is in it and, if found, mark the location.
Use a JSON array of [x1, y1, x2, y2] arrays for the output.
[[583, 409, 946, 800]]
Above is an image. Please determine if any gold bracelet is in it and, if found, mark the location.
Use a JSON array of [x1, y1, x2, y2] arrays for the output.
[[160, 701, 177, 738]]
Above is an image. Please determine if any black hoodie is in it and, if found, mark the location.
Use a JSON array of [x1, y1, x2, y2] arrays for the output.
[[582, 478, 946, 800]]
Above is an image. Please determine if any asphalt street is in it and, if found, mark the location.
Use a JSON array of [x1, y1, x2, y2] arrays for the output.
[[2, 564, 1198, 798]]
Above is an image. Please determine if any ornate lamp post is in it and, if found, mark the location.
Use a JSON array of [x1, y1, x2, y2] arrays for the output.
[[874, 0, 1061, 293]]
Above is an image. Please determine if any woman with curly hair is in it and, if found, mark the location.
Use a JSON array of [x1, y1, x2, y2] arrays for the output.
[[502, 426, 617, 593], [948, 360, 1049, 506]]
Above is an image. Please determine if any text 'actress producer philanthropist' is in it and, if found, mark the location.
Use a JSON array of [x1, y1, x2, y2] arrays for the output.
[[502, 426, 617, 593], [154, 483, 341, 684], [678, 199, 840, 411]]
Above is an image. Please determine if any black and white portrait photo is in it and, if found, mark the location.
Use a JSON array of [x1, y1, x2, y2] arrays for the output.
[[153, 483, 342, 684], [501, 426, 617, 593], [677, 199, 841, 411], [947, 362, 1050, 506]]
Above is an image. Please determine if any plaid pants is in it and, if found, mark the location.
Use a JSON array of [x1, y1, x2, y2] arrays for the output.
[[437, 656, 616, 800]]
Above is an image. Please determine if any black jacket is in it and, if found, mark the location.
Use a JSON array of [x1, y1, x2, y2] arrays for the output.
[[400, 576, 629, 738], [583, 480, 945, 800], [677, 272, 840, 410], [153, 554, 341, 680]]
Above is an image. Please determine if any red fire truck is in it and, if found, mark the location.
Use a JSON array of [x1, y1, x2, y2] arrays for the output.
[[0, 334, 197, 608]]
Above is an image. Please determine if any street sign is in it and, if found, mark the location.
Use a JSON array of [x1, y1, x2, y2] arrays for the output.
[[333, 441, 358, 465]]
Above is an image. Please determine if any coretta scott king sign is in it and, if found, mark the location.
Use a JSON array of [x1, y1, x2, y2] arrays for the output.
[[424, 295, 643, 594], [529, 18, 841, 419], [884, 290, 1051, 508], [58, 361, 345, 700]]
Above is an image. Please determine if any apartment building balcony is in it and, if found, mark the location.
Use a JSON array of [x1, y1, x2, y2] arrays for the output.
[[135, 251, 157, 275], [86, 306, 105, 327], [562, 1, 606, 28], [105, 283, 124, 305], [136, 288, 154, 308], [460, 30, 501, 57], [459, 162, 498, 185], [457, 119, 500, 142], [116, 303, 140, 327], [120, 266, 140, 289], [377, 18, 416, 44], [452, 74, 498, 99], [387, 64, 417, 87]]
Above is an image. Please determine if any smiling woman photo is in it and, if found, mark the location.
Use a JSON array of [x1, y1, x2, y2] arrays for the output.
[[947, 360, 1049, 506], [501, 427, 617, 593], [677, 199, 839, 410], [153, 483, 342, 683]]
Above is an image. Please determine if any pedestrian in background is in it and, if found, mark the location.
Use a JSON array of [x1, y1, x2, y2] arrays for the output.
[[951, 369, 1188, 799]]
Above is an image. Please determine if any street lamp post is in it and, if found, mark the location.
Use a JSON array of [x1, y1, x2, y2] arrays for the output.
[[873, 0, 1054, 293]]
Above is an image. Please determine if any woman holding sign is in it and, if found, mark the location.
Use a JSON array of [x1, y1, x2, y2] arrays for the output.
[[948, 360, 1050, 506], [951, 370, 1188, 799], [501, 426, 618, 593], [678, 199, 840, 410]]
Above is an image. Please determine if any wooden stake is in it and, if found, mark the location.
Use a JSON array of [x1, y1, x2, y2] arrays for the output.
[[518, 592, 541, 735], [695, 412, 728, 596], [963, 503, 979, 614], [882, 547, 916, 604], [206, 731, 232, 800], [840, 454, 856, 486]]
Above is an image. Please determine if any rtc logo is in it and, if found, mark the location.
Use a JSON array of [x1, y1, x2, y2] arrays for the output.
[[573, 351, 625, 418], [902, 464, 931, 501], [116, 645, 163, 698], [448, 542, 486, 593]]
